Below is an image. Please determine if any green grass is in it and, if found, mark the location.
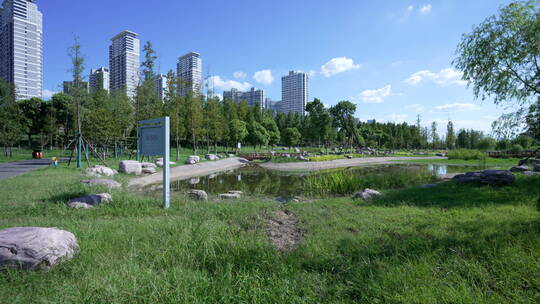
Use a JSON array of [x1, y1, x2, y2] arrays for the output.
[[448, 149, 486, 160], [0, 164, 539, 303]]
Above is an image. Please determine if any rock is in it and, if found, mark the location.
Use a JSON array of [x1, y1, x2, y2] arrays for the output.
[[188, 178, 200, 185], [219, 193, 241, 199], [453, 170, 515, 186], [228, 154, 235, 158], [283, 154, 291, 158], [353, 188, 382, 200], [187, 190, 208, 201], [344, 155, 352, 159], [294, 148, 301, 153], [436, 153, 445, 157], [227, 190, 243, 195], [421, 184, 438, 189], [81, 179, 121, 189], [84, 165, 117, 177], [141, 162, 157, 169], [518, 158, 540, 166], [119, 160, 142, 175], [155, 160, 176, 168], [68, 193, 112, 209], [186, 155, 200, 165], [142, 167, 156, 174], [297, 156, 308, 161], [523, 171, 540, 176], [510, 165, 530, 172], [205, 154, 219, 161], [0, 227, 79, 271]]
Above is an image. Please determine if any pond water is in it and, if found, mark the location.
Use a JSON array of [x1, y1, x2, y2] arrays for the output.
[[170, 163, 490, 197]]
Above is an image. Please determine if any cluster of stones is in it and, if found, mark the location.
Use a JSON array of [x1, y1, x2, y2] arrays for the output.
[[510, 158, 540, 176], [185, 190, 243, 201], [353, 188, 382, 201], [452, 170, 515, 186]]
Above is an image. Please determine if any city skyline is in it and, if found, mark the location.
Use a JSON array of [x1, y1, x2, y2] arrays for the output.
[[34, 0, 517, 132]]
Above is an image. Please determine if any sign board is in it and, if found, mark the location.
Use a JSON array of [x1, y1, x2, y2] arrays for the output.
[[138, 117, 170, 209]]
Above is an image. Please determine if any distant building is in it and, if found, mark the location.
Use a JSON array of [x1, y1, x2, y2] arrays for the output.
[[223, 87, 265, 107], [89, 67, 109, 93], [63, 81, 89, 95], [177, 52, 201, 97], [281, 71, 308, 115], [109, 30, 140, 98], [367, 119, 376, 124], [155, 73, 168, 101], [0, 0, 43, 100], [265, 98, 285, 113]]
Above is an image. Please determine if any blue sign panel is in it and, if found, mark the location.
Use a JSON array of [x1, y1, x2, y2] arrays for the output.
[[140, 126, 164, 156]]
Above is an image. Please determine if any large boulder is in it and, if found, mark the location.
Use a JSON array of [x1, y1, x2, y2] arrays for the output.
[[353, 188, 382, 201], [510, 165, 530, 172], [0, 227, 79, 271], [85, 165, 117, 177], [141, 162, 157, 169], [81, 179, 121, 189], [187, 190, 208, 201], [453, 170, 515, 186], [119, 160, 142, 175], [185, 155, 200, 165], [155, 158, 176, 168], [205, 154, 220, 161], [68, 193, 112, 209]]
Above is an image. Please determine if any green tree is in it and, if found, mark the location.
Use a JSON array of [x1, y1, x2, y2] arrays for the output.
[[262, 118, 281, 148], [430, 122, 439, 149], [446, 120, 456, 149], [184, 96, 203, 153], [247, 121, 269, 148], [204, 97, 225, 152], [282, 127, 301, 148], [228, 119, 248, 150]]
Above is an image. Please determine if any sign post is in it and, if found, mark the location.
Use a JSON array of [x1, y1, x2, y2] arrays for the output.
[[138, 117, 170, 209]]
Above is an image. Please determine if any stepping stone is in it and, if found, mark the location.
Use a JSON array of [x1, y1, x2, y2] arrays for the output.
[[68, 193, 112, 209]]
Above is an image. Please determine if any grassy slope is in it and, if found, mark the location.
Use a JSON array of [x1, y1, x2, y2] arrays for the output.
[[0, 165, 539, 303]]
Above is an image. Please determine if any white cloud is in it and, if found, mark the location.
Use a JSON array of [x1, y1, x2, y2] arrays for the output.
[[208, 75, 252, 91], [419, 4, 432, 14], [404, 68, 466, 86], [405, 104, 425, 112], [386, 114, 408, 122], [359, 85, 392, 103], [321, 57, 361, 77], [253, 70, 274, 85], [308, 69, 317, 77], [233, 71, 246, 79], [434, 103, 480, 113], [407, 5, 414, 12], [43, 89, 57, 100]]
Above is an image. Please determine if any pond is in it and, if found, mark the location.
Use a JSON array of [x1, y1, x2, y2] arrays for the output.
[[170, 163, 491, 197]]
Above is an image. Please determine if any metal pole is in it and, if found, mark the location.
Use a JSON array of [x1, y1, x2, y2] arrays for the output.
[[163, 117, 170, 209], [136, 123, 140, 162]]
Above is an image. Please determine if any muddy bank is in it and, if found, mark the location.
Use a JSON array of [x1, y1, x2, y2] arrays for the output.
[[259, 156, 446, 171], [128, 157, 249, 190]]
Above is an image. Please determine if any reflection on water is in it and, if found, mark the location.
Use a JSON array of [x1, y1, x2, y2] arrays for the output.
[[169, 163, 489, 196]]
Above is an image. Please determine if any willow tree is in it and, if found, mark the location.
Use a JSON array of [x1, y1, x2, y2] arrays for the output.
[[454, 1, 540, 137]]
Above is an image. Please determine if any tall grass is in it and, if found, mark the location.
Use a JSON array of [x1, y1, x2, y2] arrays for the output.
[[447, 149, 486, 160], [305, 169, 437, 196]]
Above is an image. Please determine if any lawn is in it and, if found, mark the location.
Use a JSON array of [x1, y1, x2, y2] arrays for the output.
[[0, 164, 539, 303]]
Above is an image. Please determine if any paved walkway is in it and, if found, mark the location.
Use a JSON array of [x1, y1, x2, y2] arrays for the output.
[[0, 159, 52, 180]]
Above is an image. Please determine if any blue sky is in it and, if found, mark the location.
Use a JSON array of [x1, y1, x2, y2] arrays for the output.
[[40, 0, 513, 133]]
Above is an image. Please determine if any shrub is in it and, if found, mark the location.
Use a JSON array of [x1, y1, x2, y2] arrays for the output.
[[447, 149, 486, 160], [510, 144, 524, 153]]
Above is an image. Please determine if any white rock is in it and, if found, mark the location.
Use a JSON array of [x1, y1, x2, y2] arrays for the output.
[[81, 179, 121, 189], [0, 227, 79, 271], [68, 193, 112, 209], [142, 167, 156, 174], [228, 190, 243, 195], [186, 155, 200, 165], [353, 188, 382, 201], [85, 165, 117, 177], [119, 160, 142, 175], [294, 148, 301, 153], [219, 193, 241, 199], [141, 162, 157, 169], [189, 178, 200, 185], [187, 190, 208, 201]]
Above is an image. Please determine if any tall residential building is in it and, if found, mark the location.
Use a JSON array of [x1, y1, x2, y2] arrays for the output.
[[0, 0, 43, 100], [63, 81, 88, 95], [281, 71, 308, 115], [89, 67, 109, 93], [155, 73, 168, 101], [223, 87, 265, 107], [109, 30, 140, 99], [177, 52, 201, 97]]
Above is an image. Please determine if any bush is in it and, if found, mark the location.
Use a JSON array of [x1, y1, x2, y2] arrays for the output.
[[510, 144, 524, 153], [447, 149, 486, 160]]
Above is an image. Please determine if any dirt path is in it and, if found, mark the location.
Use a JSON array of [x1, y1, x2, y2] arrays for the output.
[[259, 156, 446, 171], [128, 157, 249, 190], [266, 210, 302, 252]]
